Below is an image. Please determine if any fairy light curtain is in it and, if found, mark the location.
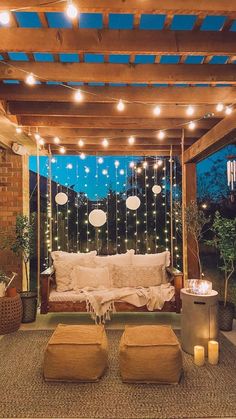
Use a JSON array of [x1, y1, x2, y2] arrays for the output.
[[29, 155, 182, 270]]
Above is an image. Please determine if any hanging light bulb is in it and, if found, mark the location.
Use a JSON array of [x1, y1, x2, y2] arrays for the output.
[[143, 161, 148, 169], [59, 146, 66, 154], [25, 73, 36, 86], [67, 163, 73, 169], [120, 169, 125, 175], [16, 127, 22, 134], [186, 105, 194, 116], [78, 139, 84, 147], [74, 89, 83, 102], [157, 130, 165, 140], [65, 0, 78, 19], [153, 105, 161, 116], [117, 99, 125, 112], [137, 167, 142, 174], [129, 161, 135, 168], [51, 158, 56, 163], [102, 138, 109, 147], [114, 160, 120, 168], [98, 157, 104, 164], [128, 136, 135, 145], [53, 136, 60, 144], [216, 103, 224, 112], [80, 152, 86, 159], [0, 11, 10, 25], [102, 169, 108, 175], [38, 138, 45, 146], [85, 167, 90, 173], [34, 133, 41, 141], [225, 106, 233, 115], [188, 121, 196, 130]]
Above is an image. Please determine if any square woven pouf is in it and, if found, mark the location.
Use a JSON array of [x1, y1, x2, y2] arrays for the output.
[[119, 325, 183, 384], [43, 324, 108, 382]]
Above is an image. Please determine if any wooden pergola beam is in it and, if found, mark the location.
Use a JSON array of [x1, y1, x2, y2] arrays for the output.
[[18, 116, 217, 129], [50, 146, 181, 156], [1, 29, 236, 56], [38, 127, 206, 138], [1, 1, 236, 16], [8, 101, 218, 119], [1, 63, 236, 84], [44, 137, 194, 146], [1, 85, 235, 104], [183, 109, 236, 163]]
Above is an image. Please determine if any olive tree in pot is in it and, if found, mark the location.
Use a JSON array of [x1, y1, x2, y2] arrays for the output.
[[1, 214, 37, 323], [206, 212, 236, 331]]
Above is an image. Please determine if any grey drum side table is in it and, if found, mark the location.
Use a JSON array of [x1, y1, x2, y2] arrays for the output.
[[180, 288, 218, 355]]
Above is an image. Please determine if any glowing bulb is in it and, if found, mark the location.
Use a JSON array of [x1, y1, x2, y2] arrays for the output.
[[157, 130, 165, 140], [216, 103, 224, 112], [102, 169, 108, 175], [98, 157, 104, 164], [38, 138, 45, 146], [189, 121, 196, 130], [0, 11, 10, 25], [78, 139, 84, 147], [67, 163, 73, 169], [102, 138, 109, 147], [16, 127, 22, 134], [128, 136, 135, 145], [120, 169, 125, 175], [74, 89, 83, 102], [202, 203, 207, 209], [85, 167, 90, 173], [34, 133, 41, 141], [80, 152, 86, 159], [129, 161, 135, 168], [143, 161, 148, 169], [186, 105, 194, 116], [51, 158, 56, 163], [117, 99, 125, 112], [153, 163, 158, 169], [59, 146, 66, 154], [66, 1, 78, 19], [225, 106, 232, 115], [153, 105, 161, 116], [25, 73, 36, 86], [53, 136, 60, 144], [137, 167, 142, 174], [114, 160, 120, 168]]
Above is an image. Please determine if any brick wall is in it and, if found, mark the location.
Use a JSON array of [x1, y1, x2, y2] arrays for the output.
[[0, 149, 29, 290]]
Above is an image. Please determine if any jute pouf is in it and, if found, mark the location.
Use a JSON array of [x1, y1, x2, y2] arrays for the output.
[[119, 325, 183, 384], [43, 324, 108, 382]]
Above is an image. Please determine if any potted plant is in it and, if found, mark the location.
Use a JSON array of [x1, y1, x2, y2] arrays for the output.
[[1, 214, 37, 323], [206, 212, 236, 331]]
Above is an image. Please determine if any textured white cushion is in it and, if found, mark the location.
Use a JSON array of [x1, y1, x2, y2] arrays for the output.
[[51, 251, 97, 292], [132, 251, 170, 267], [112, 264, 167, 288], [71, 265, 111, 290]]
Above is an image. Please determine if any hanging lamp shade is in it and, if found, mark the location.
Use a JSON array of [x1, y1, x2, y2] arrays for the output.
[[89, 209, 107, 227], [126, 196, 141, 210], [55, 192, 68, 205], [152, 185, 162, 195]]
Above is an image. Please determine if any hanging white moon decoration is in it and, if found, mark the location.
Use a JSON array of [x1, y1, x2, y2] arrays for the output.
[[55, 192, 68, 205], [126, 196, 141, 210], [152, 185, 162, 195], [89, 209, 107, 227]]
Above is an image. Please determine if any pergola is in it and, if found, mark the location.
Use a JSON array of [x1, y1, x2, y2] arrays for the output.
[[0, 0, 236, 288]]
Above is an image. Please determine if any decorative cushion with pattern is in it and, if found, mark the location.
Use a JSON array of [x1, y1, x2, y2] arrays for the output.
[[112, 264, 167, 288], [71, 265, 111, 290]]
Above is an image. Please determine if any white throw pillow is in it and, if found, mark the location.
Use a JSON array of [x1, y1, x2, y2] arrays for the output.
[[71, 265, 111, 290], [132, 251, 170, 267], [112, 264, 167, 288], [51, 251, 97, 292]]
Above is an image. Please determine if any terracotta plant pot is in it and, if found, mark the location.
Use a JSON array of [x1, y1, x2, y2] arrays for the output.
[[6, 287, 17, 298], [218, 301, 235, 331]]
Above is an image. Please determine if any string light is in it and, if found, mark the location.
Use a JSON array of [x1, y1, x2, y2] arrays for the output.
[[102, 138, 109, 147], [53, 136, 60, 144], [216, 103, 224, 112], [66, 163, 73, 169], [98, 157, 104, 164], [85, 167, 90, 173], [16, 127, 22, 134], [80, 152, 86, 159], [225, 106, 233, 115], [157, 130, 165, 140], [38, 138, 45, 146], [0, 11, 10, 25], [66, 0, 79, 19], [114, 160, 120, 168], [186, 105, 194, 116], [129, 161, 135, 168], [128, 136, 135, 145], [153, 105, 161, 116], [78, 139, 84, 147], [117, 99, 125, 112], [25, 73, 36, 86], [34, 133, 41, 141], [74, 89, 83, 102], [188, 121, 196, 130], [120, 169, 125, 175], [59, 146, 66, 154], [102, 169, 108, 175]]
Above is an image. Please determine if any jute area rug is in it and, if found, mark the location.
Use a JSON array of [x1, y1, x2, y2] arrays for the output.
[[0, 330, 236, 419]]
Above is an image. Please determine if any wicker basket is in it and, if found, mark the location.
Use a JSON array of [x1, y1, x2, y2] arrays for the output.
[[0, 294, 23, 335]]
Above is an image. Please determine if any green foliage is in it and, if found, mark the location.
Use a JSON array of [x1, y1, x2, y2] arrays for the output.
[[206, 212, 236, 305]]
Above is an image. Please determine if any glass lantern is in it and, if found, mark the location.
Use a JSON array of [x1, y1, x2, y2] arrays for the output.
[[186, 279, 212, 296]]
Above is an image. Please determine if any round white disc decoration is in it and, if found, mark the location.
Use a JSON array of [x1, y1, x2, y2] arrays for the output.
[[89, 209, 107, 227], [152, 185, 162, 195], [126, 196, 141, 210], [55, 192, 68, 205]]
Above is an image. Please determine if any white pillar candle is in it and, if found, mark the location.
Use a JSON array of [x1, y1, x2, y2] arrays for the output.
[[208, 340, 219, 365], [194, 345, 205, 366]]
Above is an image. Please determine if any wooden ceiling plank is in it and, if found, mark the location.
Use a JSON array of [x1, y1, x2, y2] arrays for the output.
[[183, 109, 236, 163], [1, 62, 236, 84], [44, 137, 194, 146], [1, 29, 236, 56]]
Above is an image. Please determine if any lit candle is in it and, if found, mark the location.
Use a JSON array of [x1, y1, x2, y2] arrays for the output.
[[194, 345, 205, 366], [208, 341, 219, 365]]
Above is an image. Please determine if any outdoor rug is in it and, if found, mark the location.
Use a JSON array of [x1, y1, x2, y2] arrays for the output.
[[0, 329, 236, 419]]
